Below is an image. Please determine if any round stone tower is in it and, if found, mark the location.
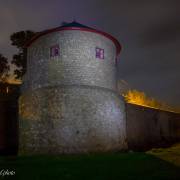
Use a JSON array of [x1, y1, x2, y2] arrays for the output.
[[19, 22, 127, 154]]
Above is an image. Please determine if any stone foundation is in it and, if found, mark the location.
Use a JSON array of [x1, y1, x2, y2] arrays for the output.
[[19, 86, 127, 154]]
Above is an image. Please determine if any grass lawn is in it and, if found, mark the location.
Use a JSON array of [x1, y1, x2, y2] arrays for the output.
[[147, 143, 180, 167], [0, 152, 180, 180]]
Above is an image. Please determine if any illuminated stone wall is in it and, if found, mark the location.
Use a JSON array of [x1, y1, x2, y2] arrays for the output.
[[19, 30, 127, 154], [23, 31, 117, 91]]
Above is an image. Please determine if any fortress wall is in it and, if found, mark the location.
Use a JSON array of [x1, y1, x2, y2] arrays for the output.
[[19, 30, 127, 154], [1, 98, 180, 155], [23, 30, 117, 92], [19, 87, 126, 154], [126, 103, 180, 151], [0, 102, 6, 153], [0, 84, 19, 155], [0, 94, 19, 155]]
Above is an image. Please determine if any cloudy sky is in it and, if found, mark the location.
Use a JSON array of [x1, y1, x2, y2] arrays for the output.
[[0, 0, 180, 106]]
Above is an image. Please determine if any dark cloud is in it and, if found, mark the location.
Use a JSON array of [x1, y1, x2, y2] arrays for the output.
[[140, 17, 180, 46], [0, 0, 180, 106]]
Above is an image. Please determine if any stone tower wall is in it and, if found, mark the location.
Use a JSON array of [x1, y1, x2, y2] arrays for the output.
[[19, 30, 127, 154], [23, 30, 117, 91]]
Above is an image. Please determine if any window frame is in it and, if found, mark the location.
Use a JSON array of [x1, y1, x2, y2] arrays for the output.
[[95, 47, 104, 59], [50, 44, 60, 57]]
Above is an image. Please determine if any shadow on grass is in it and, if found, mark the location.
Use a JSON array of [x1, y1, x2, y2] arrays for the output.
[[0, 153, 179, 180]]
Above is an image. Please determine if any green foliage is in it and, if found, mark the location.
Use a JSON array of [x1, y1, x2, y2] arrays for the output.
[[122, 88, 180, 113], [10, 31, 36, 79], [0, 53, 10, 82]]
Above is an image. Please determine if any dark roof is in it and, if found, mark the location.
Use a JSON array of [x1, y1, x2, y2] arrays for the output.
[[25, 21, 121, 55], [60, 21, 93, 29]]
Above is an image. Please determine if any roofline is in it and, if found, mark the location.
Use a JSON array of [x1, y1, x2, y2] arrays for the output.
[[25, 27, 122, 56]]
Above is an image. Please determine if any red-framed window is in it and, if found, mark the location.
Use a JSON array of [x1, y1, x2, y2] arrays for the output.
[[96, 47, 104, 59], [50, 44, 60, 57]]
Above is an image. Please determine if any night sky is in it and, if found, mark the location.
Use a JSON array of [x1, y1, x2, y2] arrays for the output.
[[0, 0, 180, 106]]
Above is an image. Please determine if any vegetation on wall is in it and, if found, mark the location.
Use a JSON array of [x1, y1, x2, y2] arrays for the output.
[[118, 80, 180, 113]]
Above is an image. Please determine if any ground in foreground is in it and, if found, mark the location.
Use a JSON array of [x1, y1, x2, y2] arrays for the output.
[[0, 152, 179, 180], [147, 143, 180, 167]]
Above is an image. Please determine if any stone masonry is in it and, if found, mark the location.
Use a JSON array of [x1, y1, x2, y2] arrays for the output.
[[19, 22, 127, 154]]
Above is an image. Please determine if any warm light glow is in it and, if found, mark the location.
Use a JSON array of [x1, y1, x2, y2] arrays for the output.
[[122, 89, 180, 113], [6, 86, 9, 93], [7, 78, 22, 85]]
